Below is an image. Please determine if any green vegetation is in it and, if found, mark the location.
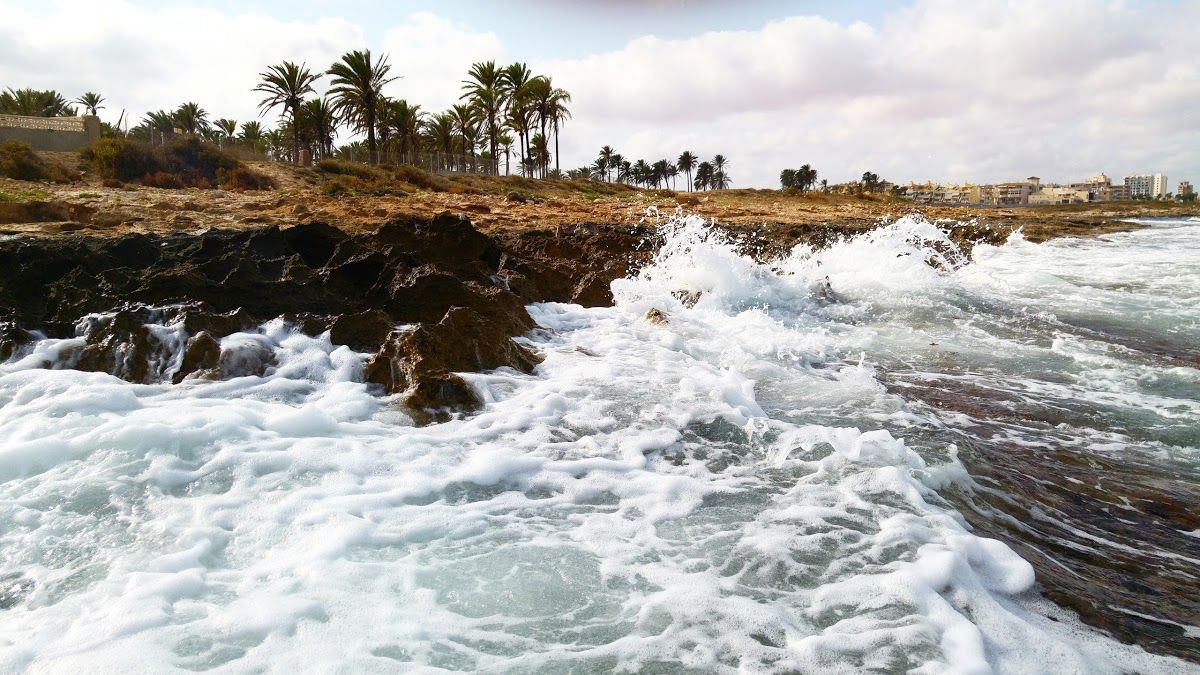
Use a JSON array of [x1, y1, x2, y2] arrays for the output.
[[574, 146, 730, 190], [0, 88, 77, 116], [780, 165, 818, 191], [80, 137, 273, 190], [0, 187, 51, 203], [0, 140, 77, 182]]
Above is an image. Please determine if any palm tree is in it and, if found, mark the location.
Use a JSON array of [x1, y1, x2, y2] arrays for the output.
[[530, 133, 550, 177], [255, 61, 322, 164], [462, 60, 504, 174], [0, 88, 75, 116], [327, 50, 397, 165], [677, 151, 697, 192], [173, 102, 209, 135], [75, 91, 105, 116], [450, 103, 478, 171], [500, 62, 533, 167], [597, 145, 616, 182], [861, 171, 881, 193], [382, 99, 425, 160], [298, 98, 338, 159], [498, 132, 514, 175], [212, 118, 238, 147], [546, 85, 571, 175], [426, 111, 457, 170], [142, 109, 176, 144], [694, 161, 714, 191], [239, 120, 266, 151]]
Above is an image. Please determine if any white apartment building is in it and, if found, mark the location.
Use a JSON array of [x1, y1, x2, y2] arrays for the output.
[[1124, 173, 1169, 198]]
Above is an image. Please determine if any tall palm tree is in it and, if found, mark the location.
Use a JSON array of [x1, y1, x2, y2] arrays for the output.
[[677, 151, 697, 192], [255, 61, 322, 164], [75, 92, 105, 116], [712, 155, 730, 189], [530, 133, 550, 178], [327, 50, 397, 165], [173, 102, 209, 135], [597, 145, 616, 182], [500, 62, 533, 168], [450, 103, 478, 170], [462, 60, 504, 174], [545, 85, 571, 175]]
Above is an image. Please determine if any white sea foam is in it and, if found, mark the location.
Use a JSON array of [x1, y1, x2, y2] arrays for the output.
[[1, 214, 1195, 673]]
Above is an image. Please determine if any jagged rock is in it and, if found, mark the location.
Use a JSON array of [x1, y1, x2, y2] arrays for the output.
[[0, 322, 34, 361], [218, 338, 275, 378], [365, 306, 541, 419], [173, 331, 221, 383], [73, 310, 162, 383], [328, 309, 395, 352], [645, 308, 669, 325]]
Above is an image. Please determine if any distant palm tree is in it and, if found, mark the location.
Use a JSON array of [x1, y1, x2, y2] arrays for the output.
[[298, 98, 338, 159], [383, 99, 425, 159], [598, 145, 616, 182], [327, 50, 397, 165], [677, 151, 697, 192], [75, 91, 105, 116], [450, 103, 479, 170], [498, 132, 514, 175], [212, 118, 238, 147], [173, 102, 209, 135], [426, 111, 457, 170], [694, 161, 714, 191], [239, 120, 265, 146], [530, 132, 550, 177], [255, 61, 322, 164]]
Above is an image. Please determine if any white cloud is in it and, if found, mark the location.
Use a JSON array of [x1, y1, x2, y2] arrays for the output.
[[544, 0, 1200, 186], [1, 0, 1195, 188]]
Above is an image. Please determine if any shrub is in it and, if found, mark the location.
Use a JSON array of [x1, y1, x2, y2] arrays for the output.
[[142, 171, 183, 189], [217, 165, 275, 191], [316, 159, 379, 180], [0, 141, 49, 180], [82, 136, 272, 190], [81, 137, 156, 182]]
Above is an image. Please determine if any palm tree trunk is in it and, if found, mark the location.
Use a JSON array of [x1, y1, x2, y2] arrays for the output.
[[290, 102, 300, 165], [367, 105, 378, 165], [554, 125, 560, 175]]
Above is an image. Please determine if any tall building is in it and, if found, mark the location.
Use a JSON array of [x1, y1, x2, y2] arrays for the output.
[[1124, 173, 1168, 199], [1179, 181, 1194, 198]]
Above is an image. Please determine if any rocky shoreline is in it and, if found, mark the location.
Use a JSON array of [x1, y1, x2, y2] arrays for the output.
[[0, 213, 651, 419]]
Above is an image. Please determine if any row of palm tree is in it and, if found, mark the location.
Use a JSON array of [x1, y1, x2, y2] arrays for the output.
[[0, 87, 107, 117], [574, 147, 731, 190], [780, 165, 818, 191], [251, 54, 572, 175]]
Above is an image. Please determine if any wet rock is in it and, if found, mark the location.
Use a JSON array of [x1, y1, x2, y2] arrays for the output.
[[173, 331, 221, 383], [217, 337, 275, 378], [0, 322, 34, 361], [645, 308, 668, 325], [365, 307, 541, 418], [73, 309, 163, 383]]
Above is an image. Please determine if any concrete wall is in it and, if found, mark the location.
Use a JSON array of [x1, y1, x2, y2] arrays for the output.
[[0, 114, 100, 151]]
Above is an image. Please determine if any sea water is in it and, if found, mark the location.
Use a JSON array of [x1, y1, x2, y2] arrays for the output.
[[1, 215, 1197, 673]]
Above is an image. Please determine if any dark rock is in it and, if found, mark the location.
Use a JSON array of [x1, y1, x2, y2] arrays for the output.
[[329, 309, 395, 352], [0, 322, 34, 361], [173, 331, 221, 383]]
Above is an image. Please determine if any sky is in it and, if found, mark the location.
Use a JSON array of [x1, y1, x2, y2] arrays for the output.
[[1, 0, 1196, 188]]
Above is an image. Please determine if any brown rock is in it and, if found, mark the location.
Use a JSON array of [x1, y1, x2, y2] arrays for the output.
[[173, 331, 221, 383]]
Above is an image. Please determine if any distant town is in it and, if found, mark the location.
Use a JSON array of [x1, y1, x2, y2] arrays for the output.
[[893, 172, 1193, 206]]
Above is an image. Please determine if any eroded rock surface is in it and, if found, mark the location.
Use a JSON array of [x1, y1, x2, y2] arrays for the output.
[[0, 214, 643, 417]]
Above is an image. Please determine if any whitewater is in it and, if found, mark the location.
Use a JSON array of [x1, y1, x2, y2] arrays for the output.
[[1, 214, 1197, 673]]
